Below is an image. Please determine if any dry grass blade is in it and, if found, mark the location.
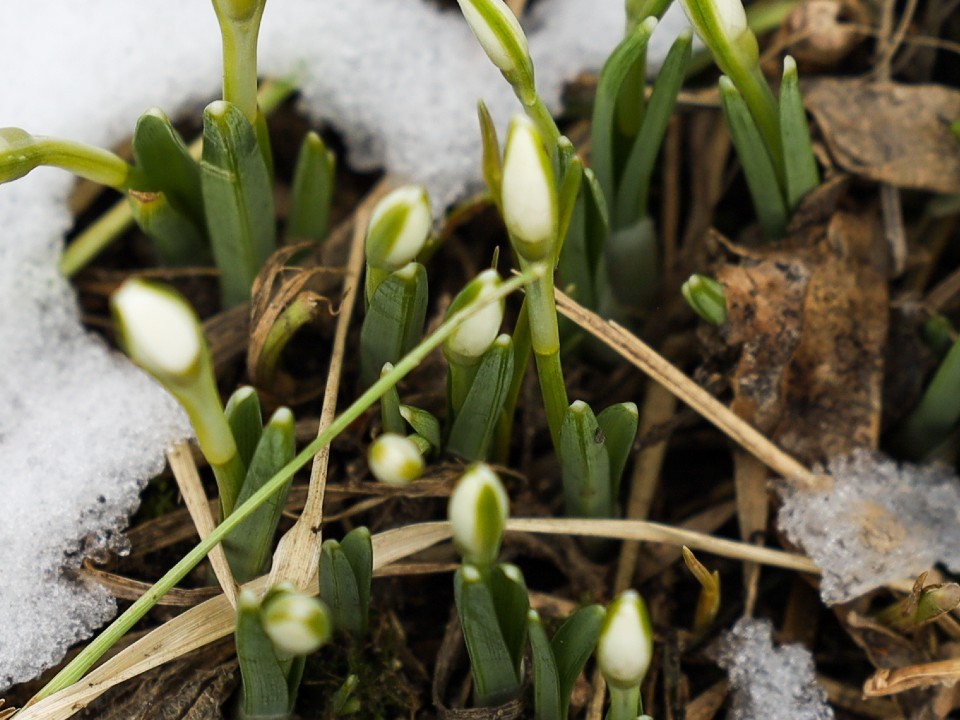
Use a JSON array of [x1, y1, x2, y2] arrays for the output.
[[268, 179, 391, 591], [863, 658, 960, 697], [166, 443, 237, 609], [553, 288, 826, 491]]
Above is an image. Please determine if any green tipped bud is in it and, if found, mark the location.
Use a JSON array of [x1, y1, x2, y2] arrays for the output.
[[501, 115, 558, 262], [681, 273, 727, 326], [365, 185, 433, 271], [1, 127, 136, 189], [444, 269, 505, 366], [678, 0, 755, 65], [456, 0, 535, 103], [368, 433, 425, 485], [597, 590, 654, 690], [110, 279, 236, 466], [448, 463, 509, 566], [260, 583, 332, 656]]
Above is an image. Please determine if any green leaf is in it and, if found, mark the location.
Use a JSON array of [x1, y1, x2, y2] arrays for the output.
[[719, 77, 788, 240], [559, 401, 613, 518], [224, 408, 296, 583], [779, 56, 819, 211], [200, 100, 277, 307], [447, 336, 515, 461], [235, 592, 291, 720], [558, 169, 607, 315], [597, 403, 638, 497], [478, 99, 503, 207], [399, 404, 442, 450], [551, 604, 604, 716], [132, 108, 205, 226], [605, 216, 659, 314], [615, 30, 692, 227], [319, 539, 364, 637], [528, 609, 563, 720], [360, 262, 428, 387], [225, 386, 263, 471], [379, 363, 406, 435], [128, 191, 210, 267], [896, 334, 960, 459], [590, 19, 656, 207], [555, 147, 584, 266], [454, 565, 522, 706], [287, 130, 336, 242], [490, 563, 530, 678], [341, 527, 373, 636]]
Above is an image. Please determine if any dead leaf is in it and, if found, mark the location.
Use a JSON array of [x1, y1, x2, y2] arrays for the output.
[[864, 658, 960, 698], [805, 79, 960, 194]]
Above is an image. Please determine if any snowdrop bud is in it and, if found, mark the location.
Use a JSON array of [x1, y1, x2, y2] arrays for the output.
[[448, 463, 509, 566], [368, 433, 425, 485], [456, 0, 535, 102], [365, 185, 433, 271], [681, 274, 727, 326], [596, 590, 654, 690], [260, 583, 332, 656], [679, 0, 756, 66], [444, 269, 505, 366], [111, 279, 235, 464], [501, 115, 558, 262]]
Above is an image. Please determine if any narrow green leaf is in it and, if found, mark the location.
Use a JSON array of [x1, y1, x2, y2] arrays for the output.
[[128, 191, 210, 267], [555, 149, 584, 266], [597, 403, 638, 497], [132, 108, 205, 225], [224, 408, 296, 583], [360, 262, 428, 387], [779, 56, 819, 211], [590, 19, 657, 206], [447, 336, 515, 461], [615, 30, 692, 226], [399, 404, 442, 450], [559, 401, 613, 518], [225, 385, 263, 470], [200, 100, 277, 307], [319, 539, 364, 636], [719, 77, 789, 240], [454, 565, 522, 706], [287, 130, 336, 242], [341, 527, 373, 636], [478, 99, 503, 207], [490, 563, 530, 678], [558, 169, 607, 315], [605, 216, 659, 314], [235, 592, 291, 720], [896, 334, 960, 459], [379, 363, 406, 435], [528, 609, 563, 720], [551, 604, 605, 720]]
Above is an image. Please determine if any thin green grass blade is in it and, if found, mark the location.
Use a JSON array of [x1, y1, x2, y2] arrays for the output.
[[779, 55, 819, 211], [489, 563, 530, 678], [559, 401, 612, 518], [340, 527, 373, 636], [895, 335, 960, 459], [399, 404, 442, 450], [132, 109, 205, 225], [719, 77, 788, 240], [360, 262, 428, 387], [555, 147, 584, 266], [201, 100, 277, 307], [224, 408, 296, 583], [225, 385, 263, 471], [128, 191, 210, 267], [454, 566, 522, 706], [551, 604, 605, 719], [615, 30, 692, 227], [447, 336, 515, 461], [319, 539, 364, 636], [287, 130, 335, 242], [528, 609, 563, 720], [596, 403, 639, 497], [235, 593, 291, 720]]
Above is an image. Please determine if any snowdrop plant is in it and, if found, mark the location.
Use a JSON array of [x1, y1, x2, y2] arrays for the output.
[[235, 583, 331, 720], [367, 432, 427, 485], [319, 527, 374, 638], [595, 590, 654, 720], [449, 465, 529, 707], [681, 273, 727, 326]]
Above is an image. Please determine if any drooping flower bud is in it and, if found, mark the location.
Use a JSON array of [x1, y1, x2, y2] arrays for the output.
[[444, 269, 505, 366], [368, 433, 425, 486], [259, 583, 332, 656], [448, 463, 510, 566], [501, 115, 558, 262], [596, 589, 654, 690], [455, 0, 536, 103]]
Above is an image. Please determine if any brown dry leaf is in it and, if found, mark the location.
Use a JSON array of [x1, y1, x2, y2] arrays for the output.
[[864, 658, 960, 698], [805, 79, 960, 194], [716, 185, 888, 466]]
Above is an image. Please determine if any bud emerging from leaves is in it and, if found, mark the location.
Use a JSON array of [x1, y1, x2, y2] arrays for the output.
[[444, 269, 505, 366], [501, 115, 558, 262], [456, 0, 536, 102], [259, 583, 332, 656], [448, 463, 509, 566], [596, 589, 654, 690], [681, 273, 727, 326], [678, 0, 757, 71], [368, 433, 425, 485], [365, 185, 433, 270]]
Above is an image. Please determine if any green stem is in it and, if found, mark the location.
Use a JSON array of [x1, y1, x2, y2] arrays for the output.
[[606, 685, 640, 720], [220, 21, 262, 124], [448, 361, 481, 419], [728, 62, 783, 185], [29, 266, 541, 706], [524, 95, 562, 150], [492, 300, 531, 462]]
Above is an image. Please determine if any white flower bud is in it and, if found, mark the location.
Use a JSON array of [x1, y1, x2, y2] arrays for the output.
[[501, 115, 557, 262], [368, 433, 425, 485], [444, 269, 505, 365], [366, 185, 433, 270], [456, 0, 534, 100], [596, 590, 653, 690], [448, 463, 509, 566], [260, 584, 332, 656]]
